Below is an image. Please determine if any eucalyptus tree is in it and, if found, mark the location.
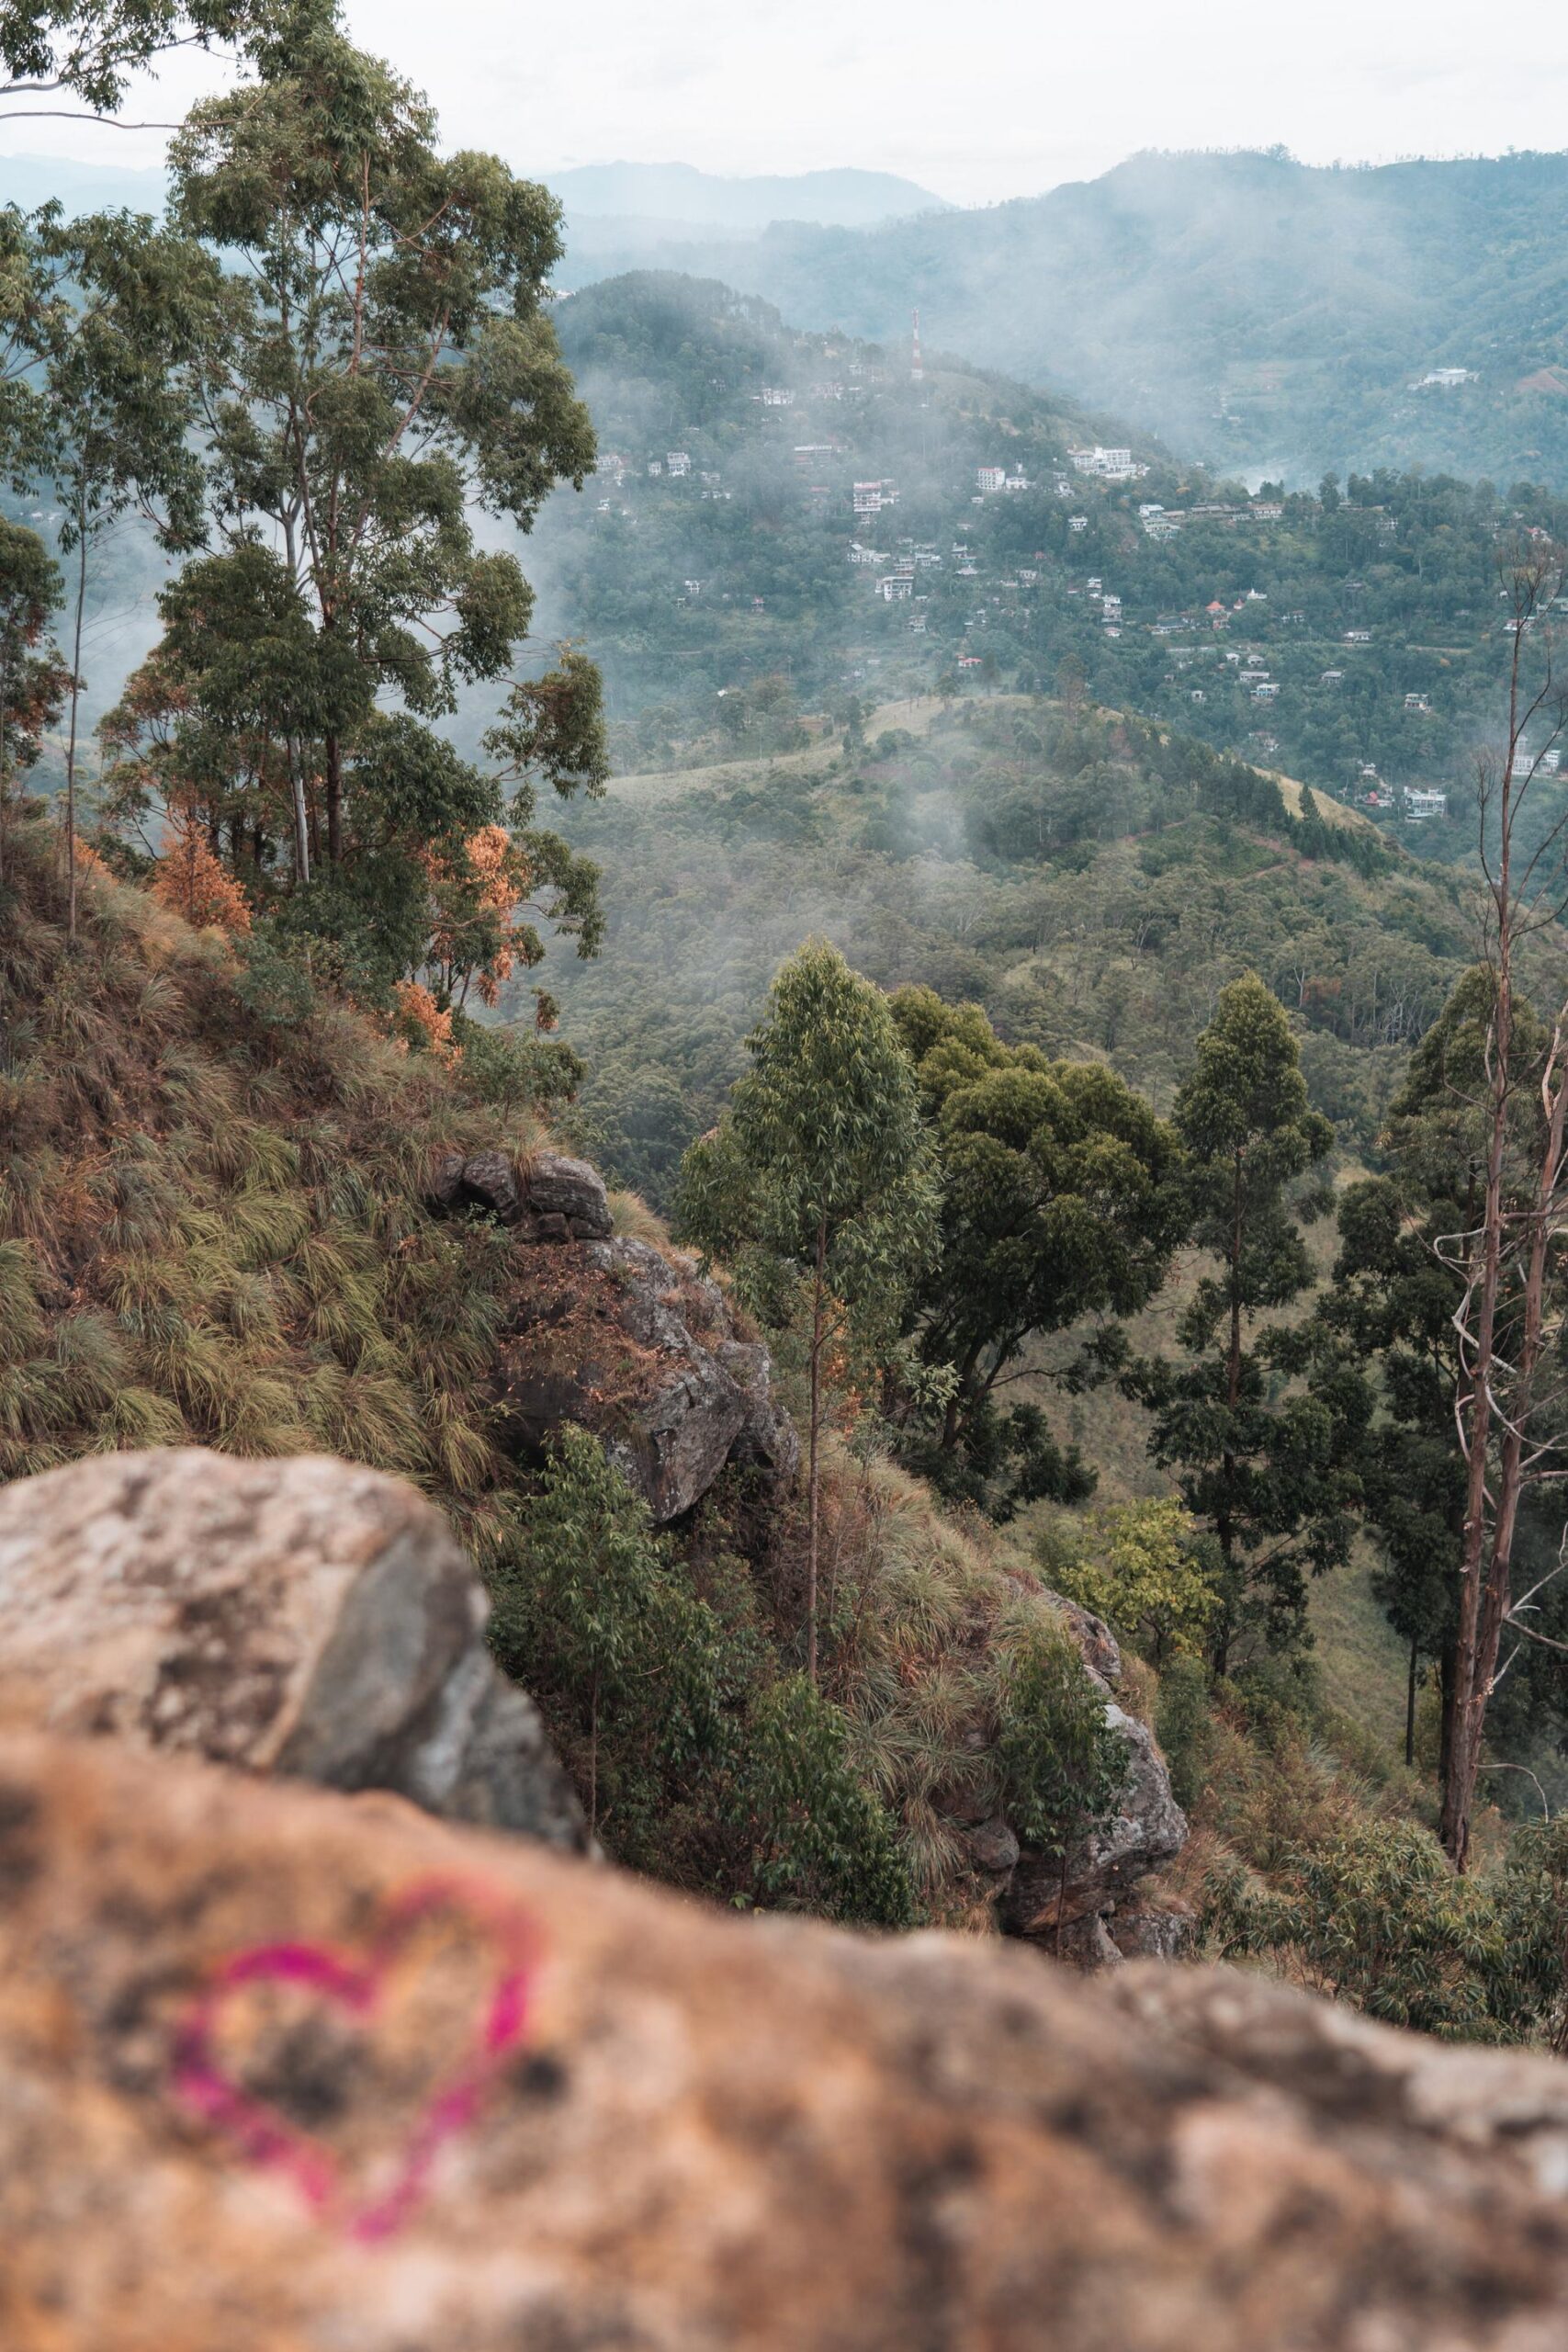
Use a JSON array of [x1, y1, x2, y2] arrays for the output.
[[165, 9, 599, 882], [0, 517, 68, 883], [41, 209, 219, 935], [674, 940, 938, 1683], [887, 986, 1184, 1516]]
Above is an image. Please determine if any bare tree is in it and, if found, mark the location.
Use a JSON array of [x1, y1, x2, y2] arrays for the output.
[[1438, 547, 1568, 1868]]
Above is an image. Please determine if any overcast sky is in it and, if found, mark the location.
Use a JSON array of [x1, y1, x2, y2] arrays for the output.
[[7, 0, 1568, 204]]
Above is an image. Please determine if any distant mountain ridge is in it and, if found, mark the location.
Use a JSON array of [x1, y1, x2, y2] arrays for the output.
[[0, 152, 167, 216], [551, 161, 949, 228], [12, 145, 1568, 488], [555, 149, 1568, 492], [0, 152, 949, 234]]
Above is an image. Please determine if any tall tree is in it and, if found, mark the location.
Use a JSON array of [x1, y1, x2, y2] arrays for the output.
[[887, 986, 1183, 1516], [673, 940, 937, 1683], [41, 209, 217, 936], [0, 518, 69, 883], [1310, 1170, 1466, 1769], [166, 9, 596, 870], [1125, 973, 1362, 1670], [1416, 554, 1568, 1865]]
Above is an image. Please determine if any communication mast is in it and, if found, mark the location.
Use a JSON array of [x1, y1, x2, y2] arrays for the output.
[[910, 308, 924, 384]]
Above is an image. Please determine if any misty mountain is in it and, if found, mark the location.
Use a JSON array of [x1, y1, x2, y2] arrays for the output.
[[552, 161, 948, 228], [556, 149, 1568, 492], [0, 152, 167, 216]]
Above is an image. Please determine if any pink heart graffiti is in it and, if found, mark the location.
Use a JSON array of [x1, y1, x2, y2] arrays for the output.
[[173, 1876, 538, 2242]]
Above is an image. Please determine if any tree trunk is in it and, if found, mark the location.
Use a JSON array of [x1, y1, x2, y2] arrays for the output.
[[1405, 1635, 1419, 1770], [286, 734, 310, 887], [324, 730, 343, 865], [1439, 594, 1549, 1871], [64, 514, 87, 944], [1445, 1018, 1568, 1865], [806, 1218, 827, 1686]]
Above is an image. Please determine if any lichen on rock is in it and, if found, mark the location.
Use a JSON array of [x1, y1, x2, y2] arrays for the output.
[[0, 1449, 589, 1852]]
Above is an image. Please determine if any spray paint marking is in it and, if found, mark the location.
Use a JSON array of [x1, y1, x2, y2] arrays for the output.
[[173, 1876, 537, 2241]]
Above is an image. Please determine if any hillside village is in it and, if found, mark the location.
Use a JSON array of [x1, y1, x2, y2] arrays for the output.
[[537, 276, 1568, 852]]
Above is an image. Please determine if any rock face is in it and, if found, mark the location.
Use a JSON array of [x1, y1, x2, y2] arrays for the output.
[[427, 1140, 799, 1523], [495, 1234, 799, 1521], [428, 1147, 615, 1243], [6, 1726, 1568, 2350], [0, 1450, 588, 1852], [1004, 1700, 1189, 1954]]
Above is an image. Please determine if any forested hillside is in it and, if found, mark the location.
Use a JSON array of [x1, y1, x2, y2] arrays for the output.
[[539, 697, 1465, 1197], [558, 151, 1568, 492], [531, 273, 1568, 865], [8, 0, 1568, 2052]]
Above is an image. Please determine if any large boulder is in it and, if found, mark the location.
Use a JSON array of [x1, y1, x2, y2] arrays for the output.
[[495, 1235, 797, 1521], [1003, 1700, 1190, 1953], [0, 1450, 588, 1852], [428, 1147, 613, 1242], [6, 1726, 1568, 2349]]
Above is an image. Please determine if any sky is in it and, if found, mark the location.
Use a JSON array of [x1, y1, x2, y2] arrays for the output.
[[6, 0, 1568, 205]]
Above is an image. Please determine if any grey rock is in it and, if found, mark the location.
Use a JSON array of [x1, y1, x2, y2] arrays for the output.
[[524, 1150, 613, 1239], [717, 1338, 803, 1484], [965, 1815, 1021, 1874], [0, 1449, 590, 1854], [424, 1148, 610, 1241], [1110, 1894, 1198, 1962], [427, 1147, 526, 1225], [497, 1234, 798, 1524], [1038, 1589, 1122, 1682], [1002, 1700, 1188, 1948]]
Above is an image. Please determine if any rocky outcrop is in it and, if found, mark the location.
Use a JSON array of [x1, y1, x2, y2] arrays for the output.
[[0, 1450, 588, 1852], [1003, 1699, 1189, 1953], [6, 1724, 1568, 2351], [427, 1141, 799, 1522], [428, 1147, 615, 1242], [495, 1233, 799, 1521]]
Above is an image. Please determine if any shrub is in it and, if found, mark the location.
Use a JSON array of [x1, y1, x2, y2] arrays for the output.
[[736, 1672, 915, 1928], [1036, 1498, 1224, 1666], [1156, 1653, 1214, 1813], [996, 1611, 1128, 1858], [488, 1424, 727, 1859], [1206, 1817, 1506, 2039]]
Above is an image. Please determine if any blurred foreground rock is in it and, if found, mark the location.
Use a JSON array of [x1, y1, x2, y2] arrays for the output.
[[0, 1450, 588, 1851], [3, 1730, 1568, 2350]]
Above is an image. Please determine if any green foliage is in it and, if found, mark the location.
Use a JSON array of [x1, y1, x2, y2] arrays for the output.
[[488, 1423, 725, 1854], [675, 938, 935, 1324], [1155, 1653, 1214, 1813], [995, 1611, 1128, 1859], [888, 985, 1183, 1513], [1127, 975, 1367, 1664], [1042, 1498, 1224, 1668], [736, 1672, 915, 1927], [1208, 1817, 1506, 2040], [0, 0, 264, 115], [0, 521, 68, 798]]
